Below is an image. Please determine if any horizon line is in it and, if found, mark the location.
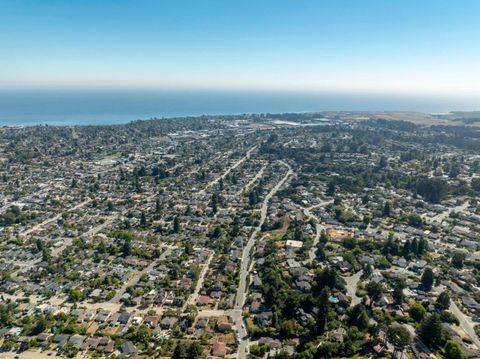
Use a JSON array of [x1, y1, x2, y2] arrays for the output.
[[0, 81, 479, 99]]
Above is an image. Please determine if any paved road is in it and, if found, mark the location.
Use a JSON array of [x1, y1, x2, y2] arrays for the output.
[[301, 200, 332, 263], [19, 199, 92, 237], [11, 212, 118, 278], [110, 247, 172, 303], [430, 284, 480, 348], [233, 160, 293, 359], [239, 164, 266, 195], [424, 201, 469, 225], [185, 251, 213, 307], [449, 300, 480, 348], [199, 145, 257, 195], [198, 309, 228, 317], [343, 270, 363, 306]]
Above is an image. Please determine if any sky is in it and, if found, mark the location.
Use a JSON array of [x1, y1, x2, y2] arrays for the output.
[[1, 0, 480, 96]]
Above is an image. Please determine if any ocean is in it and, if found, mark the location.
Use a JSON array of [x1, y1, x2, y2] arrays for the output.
[[0, 88, 478, 126]]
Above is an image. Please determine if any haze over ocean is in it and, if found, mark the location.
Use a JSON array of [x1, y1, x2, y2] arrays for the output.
[[0, 88, 478, 126]]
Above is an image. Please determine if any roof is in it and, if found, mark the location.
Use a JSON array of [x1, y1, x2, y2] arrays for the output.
[[121, 341, 137, 355], [212, 341, 227, 357]]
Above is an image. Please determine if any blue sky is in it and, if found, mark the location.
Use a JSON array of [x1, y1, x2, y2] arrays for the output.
[[1, 0, 479, 95]]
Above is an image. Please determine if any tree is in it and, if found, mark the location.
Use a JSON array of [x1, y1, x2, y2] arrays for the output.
[[134, 325, 152, 343], [348, 304, 369, 330], [315, 267, 343, 292], [140, 211, 147, 227], [173, 216, 181, 233], [437, 291, 451, 310], [417, 238, 428, 256], [122, 237, 132, 257], [416, 177, 448, 204], [69, 289, 83, 302], [356, 309, 370, 331], [387, 325, 411, 354], [316, 244, 326, 261], [421, 267, 434, 291], [35, 238, 44, 252], [419, 314, 448, 347], [42, 248, 51, 263], [379, 156, 388, 168], [316, 288, 329, 334], [320, 230, 329, 244], [410, 238, 418, 255], [326, 181, 336, 196], [393, 280, 406, 304], [248, 191, 258, 206], [408, 214, 423, 228], [184, 241, 194, 255], [211, 194, 218, 214], [362, 264, 373, 279], [172, 342, 187, 359], [409, 302, 426, 322], [209, 226, 222, 239], [187, 341, 202, 358], [444, 340, 466, 359], [402, 240, 411, 259], [451, 251, 467, 269], [30, 316, 49, 336], [471, 178, 480, 192], [362, 194, 369, 204], [383, 202, 391, 217], [172, 341, 202, 359], [366, 281, 383, 301]]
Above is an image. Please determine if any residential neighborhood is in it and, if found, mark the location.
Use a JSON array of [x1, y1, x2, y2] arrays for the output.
[[1, 112, 480, 358]]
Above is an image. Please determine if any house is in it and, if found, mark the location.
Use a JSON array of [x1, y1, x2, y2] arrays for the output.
[[68, 334, 86, 349], [392, 258, 408, 268], [409, 260, 427, 272], [53, 334, 70, 348], [118, 311, 131, 325], [197, 295, 210, 306], [286, 259, 300, 269], [196, 318, 208, 329], [143, 315, 159, 328], [255, 311, 273, 327], [93, 337, 115, 353], [295, 308, 314, 325], [217, 321, 233, 332], [90, 288, 102, 299], [160, 316, 177, 329], [461, 296, 480, 314], [95, 310, 111, 323], [258, 337, 282, 349], [212, 341, 227, 357], [36, 333, 51, 345], [251, 274, 262, 288], [120, 341, 137, 357], [296, 280, 312, 293], [286, 240, 303, 249]]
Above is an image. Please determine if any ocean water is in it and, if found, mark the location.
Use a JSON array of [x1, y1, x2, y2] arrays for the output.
[[0, 88, 478, 126]]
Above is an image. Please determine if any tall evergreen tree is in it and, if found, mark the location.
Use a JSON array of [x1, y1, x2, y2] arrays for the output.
[[421, 267, 434, 291], [316, 288, 330, 334], [173, 216, 181, 233]]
